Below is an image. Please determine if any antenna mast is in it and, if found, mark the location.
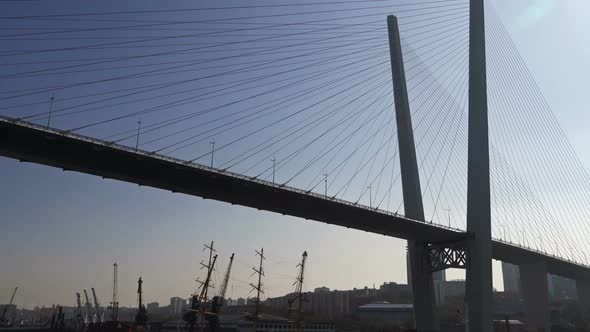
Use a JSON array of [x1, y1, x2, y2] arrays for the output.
[[198, 242, 216, 302], [138, 278, 143, 309], [109, 263, 119, 322], [196, 241, 217, 332], [250, 248, 265, 332]]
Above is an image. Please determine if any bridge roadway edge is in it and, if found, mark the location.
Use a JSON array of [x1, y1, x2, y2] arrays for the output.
[[1, 117, 589, 280]]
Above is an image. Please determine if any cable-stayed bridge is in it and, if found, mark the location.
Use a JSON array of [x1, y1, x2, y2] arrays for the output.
[[1, 0, 590, 331]]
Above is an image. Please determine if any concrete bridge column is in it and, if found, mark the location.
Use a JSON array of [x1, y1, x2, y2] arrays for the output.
[[387, 15, 437, 331], [520, 262, 549, 331], [466, 0, 493, 329], [576, 279, 590, 316]]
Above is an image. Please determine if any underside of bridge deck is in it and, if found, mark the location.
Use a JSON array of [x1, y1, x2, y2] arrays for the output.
[[1, 118, 589, 281]]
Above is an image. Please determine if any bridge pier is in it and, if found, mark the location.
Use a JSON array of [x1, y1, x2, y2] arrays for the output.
[[576, 279, 590, 317], [466, 0, 493, 330], [387, 15, 437, 331], [520, 262, 549, 331], [407, 241, 438, 331]]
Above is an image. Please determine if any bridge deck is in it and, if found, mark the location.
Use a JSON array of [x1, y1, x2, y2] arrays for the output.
[[1, 117, 589, 279]]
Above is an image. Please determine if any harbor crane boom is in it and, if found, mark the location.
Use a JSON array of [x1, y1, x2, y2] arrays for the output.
[[218, 253, 234, 300], [83, 290, 93, 324], [208, 253, 235, 331], [91, 288, 102, 323], [75, 292, 84, 330], [0, 287, 18, 322]]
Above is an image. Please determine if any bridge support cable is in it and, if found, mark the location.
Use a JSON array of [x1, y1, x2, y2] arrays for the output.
[[275, 82, 394, 186], [258, 88, 392, 182], [408, 36, 470, 227], [158, 58, 391, 158], [347, 37, 469, 204], [110, 48, 390, 148], [392, 48, 470, 223], [484, 10, 573, 254], [0, 3, 468, 103], [401, 44, 470, 226], [422, 77, 564, 249], [353, 53, 466, 210], [9, 37, 387, 123], [307, 100, 392, 197], [387, 15, 437, 331], [442, 116, 567, 254], [484, 4, 590, 264], [424, 77, 468, 224], [181, 65, 389, 161], [29, 41, 390, 127], [414, 61, 468, 210], [0, 19, 387, 100], [119, 49, 391, 146], [358, 27, 470, 214], [65, 36, 389, 133], [402, 1, 590, 262], [228, 78, 393, 177], [153, 19, 472, 179]]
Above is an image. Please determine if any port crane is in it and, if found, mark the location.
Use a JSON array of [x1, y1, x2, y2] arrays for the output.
[[208, 253, 235, 331], [134, 277, 148, 327], [288, 252, 308, 332], [0, 287, 18, 324], [83, 290, 93, 325], [92, 288, 103, 324], [75, 292, 84, 330]]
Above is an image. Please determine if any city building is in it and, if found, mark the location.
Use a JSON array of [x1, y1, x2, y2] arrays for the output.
[[433, 269, 446, 305], [146, 302, 159, 311], [493, 292, 524, 317], [445, 279, 466, 299], [169, 297, 186, 315], [548, 274, 576, 300], [236, 319, 335, 332], [265, 287, 353, 319], [237, 298, 246, 306], [0, 304, 16, 313], [357, 303, 413, 323], [307, 289, 351, 318], [502, 262, 520, 296], [378, 282, 412, 304], [0, 304, 16, 320], [265, 294, 291, 312]]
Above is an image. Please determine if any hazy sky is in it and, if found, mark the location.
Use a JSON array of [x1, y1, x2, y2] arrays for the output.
[[1, 0, 590, 309]]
